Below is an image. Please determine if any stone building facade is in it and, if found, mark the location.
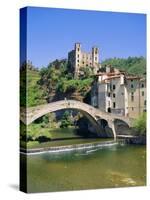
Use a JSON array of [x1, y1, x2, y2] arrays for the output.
[[68, 43, 100, 77], [91, 66, 146, 119]]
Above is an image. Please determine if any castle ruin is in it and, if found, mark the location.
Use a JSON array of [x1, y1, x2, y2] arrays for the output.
[[68, 43, 100, 78]]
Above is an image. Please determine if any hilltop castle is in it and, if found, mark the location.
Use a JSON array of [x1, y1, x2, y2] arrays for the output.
[[68, 43, 100, 77]]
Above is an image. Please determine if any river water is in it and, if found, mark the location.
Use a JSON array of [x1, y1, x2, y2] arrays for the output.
[[22, 139, 146, 193]]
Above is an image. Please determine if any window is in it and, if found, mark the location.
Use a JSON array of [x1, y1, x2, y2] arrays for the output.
[[108, 92, 111, 97], [142, 91, 144, 96], [82, 61, 84, 65], [121, 92, 124, 95], [77, 60, 79, 63], [113, 102, 116, 108], [78, 48, 80, 51], [107, 107, 111, 113], [144, 100, 146, 106], [113, 85, 116, 90], [113, 93, 116, 98], [131, 79, 133, 82], [78, 54, 79, 58], [132, 107, 134, 111], [141, 83, 144, 88], [95, 57, 97, 61], [131, 92, 134, 101], [131, 96, 134, 101], [131, 84, 134, 88]]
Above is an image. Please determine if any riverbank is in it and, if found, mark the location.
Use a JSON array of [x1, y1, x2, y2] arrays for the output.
[[20, 127, 84, 148]]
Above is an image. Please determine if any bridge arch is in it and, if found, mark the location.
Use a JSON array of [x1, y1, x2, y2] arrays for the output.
[[25, 100, 99, 125], [20, 100, 131, 139], [113, 118, 130, 136], [29, 111, 102, 137]]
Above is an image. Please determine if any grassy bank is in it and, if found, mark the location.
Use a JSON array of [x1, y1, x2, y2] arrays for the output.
[[20, 126, 84, 148]]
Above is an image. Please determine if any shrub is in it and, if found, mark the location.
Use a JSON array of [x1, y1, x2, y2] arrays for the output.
[[133, 112, 146, 136]]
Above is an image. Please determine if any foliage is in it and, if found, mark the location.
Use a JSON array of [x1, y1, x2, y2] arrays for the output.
[[20, 56, 146, 108], [20, 121, 26, 141], [20, 69, 46, 107], [20, 111, 75, 145], [20, 113, 57, 142], [39, 60, 68, 88], [79, 66, 93, 78], [39, 59, 94, 101], [34, 113, 57, 128], [56, 78, 93, 95], [133, 112, 146, 136], [20, 70, 27, 107], [60, 111, 73, 128], [39, 60, 69, 99], [102, 56, 146, 76]]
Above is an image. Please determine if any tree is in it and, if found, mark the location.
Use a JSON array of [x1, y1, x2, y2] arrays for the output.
[[60, 111, 73, 128], [79, 66, 93, 78], [34, 113, 57, 128], [101, 56, 146, 76], [133, 112, 146, 136]]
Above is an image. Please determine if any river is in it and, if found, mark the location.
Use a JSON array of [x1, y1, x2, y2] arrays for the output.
[[21, 138, 146, 193]]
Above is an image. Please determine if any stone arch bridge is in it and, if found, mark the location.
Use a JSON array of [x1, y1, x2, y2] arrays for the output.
[[20, 100, 132, 140]]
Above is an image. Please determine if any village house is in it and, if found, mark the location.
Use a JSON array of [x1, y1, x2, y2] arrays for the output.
[[91, 66, 146, 119]]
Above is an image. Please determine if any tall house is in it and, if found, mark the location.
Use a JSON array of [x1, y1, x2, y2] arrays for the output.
[[91, 66, 146, 119], [68, 43, 100, 77]]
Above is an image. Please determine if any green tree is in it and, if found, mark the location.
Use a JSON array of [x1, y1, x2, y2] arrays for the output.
[[133, 112, 146, 136], [60, 111, 73, 128], [80, 66, 93, 78], [20, 68, 46, 107], [102, 56, 146, 76], [34, 113, 57, 128]]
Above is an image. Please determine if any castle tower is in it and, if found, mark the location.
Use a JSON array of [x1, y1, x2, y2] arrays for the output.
[[74, 43, 81, 77], [92, 47, 99, 74], [68, 43, 100, 78]]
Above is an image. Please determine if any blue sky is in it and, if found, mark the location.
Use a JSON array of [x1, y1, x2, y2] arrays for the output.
[[25, 7, 146, 68]]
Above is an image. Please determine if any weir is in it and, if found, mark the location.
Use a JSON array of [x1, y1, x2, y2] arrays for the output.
[[20, 139, 126, 155]]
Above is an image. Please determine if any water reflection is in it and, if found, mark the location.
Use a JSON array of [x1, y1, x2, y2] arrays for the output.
[[24, 144, 146, 193]]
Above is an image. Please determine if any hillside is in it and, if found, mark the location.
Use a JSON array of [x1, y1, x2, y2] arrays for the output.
[[101, 56, 146, 76], [38, 60, 93, 103], [20, 56, 146, 107], [20, 68, 46, 107]]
